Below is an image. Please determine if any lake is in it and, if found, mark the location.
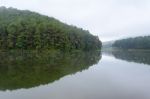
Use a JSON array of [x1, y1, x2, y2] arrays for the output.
[[0, 50, 150, 99]]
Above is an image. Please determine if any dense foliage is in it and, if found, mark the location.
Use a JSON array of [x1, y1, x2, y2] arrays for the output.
[[113, 36, 150, 49], [0, 7, 101, 50]]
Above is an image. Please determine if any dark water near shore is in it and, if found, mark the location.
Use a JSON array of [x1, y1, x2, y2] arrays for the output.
[[0, 50, 150, 99]]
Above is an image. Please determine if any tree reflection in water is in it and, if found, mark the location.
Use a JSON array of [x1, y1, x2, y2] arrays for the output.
[[111, 50, 150, 65], [0, 50, 101, 91]]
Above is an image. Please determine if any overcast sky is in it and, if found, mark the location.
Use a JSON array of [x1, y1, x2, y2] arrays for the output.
[[1, 0, 150, 41]]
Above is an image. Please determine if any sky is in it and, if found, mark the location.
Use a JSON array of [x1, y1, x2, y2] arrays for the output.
[[1, 0, 150, 41]]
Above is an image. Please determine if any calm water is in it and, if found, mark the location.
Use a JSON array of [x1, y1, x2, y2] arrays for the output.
[[0, 50, 150, 99]]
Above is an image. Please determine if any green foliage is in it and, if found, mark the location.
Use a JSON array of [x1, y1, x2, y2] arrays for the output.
[[0, 7, 101, 50], [113, 36, 150, 49]]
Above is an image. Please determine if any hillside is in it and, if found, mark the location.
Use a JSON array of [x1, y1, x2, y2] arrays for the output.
[[113, 36, 150, 49], [0, 7, 101, 51], [102, 41, 114, 48]]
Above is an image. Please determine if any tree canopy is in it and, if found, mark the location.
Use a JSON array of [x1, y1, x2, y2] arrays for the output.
[[0, 7, 101, 51], [113, 36, 150, 49]]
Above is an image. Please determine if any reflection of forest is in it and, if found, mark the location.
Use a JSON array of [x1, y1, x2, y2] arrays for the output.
[[0, 50, 101, 91], [111, 51, 150, 65]]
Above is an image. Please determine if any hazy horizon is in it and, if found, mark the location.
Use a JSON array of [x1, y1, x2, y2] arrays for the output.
[[1, 0, 150, 41]]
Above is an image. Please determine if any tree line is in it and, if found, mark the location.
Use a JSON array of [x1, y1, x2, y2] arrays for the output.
[[113, 36, 150, 49], [0, 7, 101, 51]]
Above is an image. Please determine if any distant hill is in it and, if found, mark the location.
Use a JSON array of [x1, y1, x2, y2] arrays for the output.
[[0, 7, 101, 51], [102, 41, 114, 48], [112, 36, 150, 49]]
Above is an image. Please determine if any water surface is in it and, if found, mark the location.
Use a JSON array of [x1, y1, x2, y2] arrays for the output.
[[0, 50, 150, 99]]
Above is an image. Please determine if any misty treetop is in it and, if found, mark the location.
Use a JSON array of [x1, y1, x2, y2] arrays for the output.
[[113, 36, 150, 49], [0, 7, 101, 50]]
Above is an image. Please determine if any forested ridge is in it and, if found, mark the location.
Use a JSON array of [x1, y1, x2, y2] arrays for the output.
[[113, 36, 150, 49], [0, 7, 101, 51]]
